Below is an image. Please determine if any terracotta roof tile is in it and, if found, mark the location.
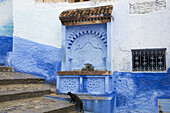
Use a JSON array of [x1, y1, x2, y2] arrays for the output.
[[59, 5, 113, 20]]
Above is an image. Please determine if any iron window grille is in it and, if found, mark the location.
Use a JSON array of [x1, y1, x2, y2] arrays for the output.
[[132, 48, 166, 71]]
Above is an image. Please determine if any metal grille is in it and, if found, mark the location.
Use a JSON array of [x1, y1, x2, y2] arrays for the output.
[[132, 48, 166, 71]]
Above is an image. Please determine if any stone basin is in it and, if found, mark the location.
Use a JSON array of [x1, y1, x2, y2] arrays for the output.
[[56, 71, 113, 95]]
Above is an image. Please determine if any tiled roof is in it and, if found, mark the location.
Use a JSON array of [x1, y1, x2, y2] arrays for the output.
[[59, 5, 113, 26]]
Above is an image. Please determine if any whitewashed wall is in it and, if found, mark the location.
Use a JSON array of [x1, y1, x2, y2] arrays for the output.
[[13, 0, 114, 48], [111, 0, 170, 72], [13, 0, 170, 72], [0, 0, 13, 37]]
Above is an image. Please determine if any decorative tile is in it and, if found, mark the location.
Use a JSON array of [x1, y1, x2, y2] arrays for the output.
[[59, 77, 80, 92], [84, 77, 105, 94]]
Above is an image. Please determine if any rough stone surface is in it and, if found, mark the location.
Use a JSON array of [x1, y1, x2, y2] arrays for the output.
[[12, 36, 61, 84], [0, 84, 53, 94], [0, 72, 77, 113], [0, 96, 75, 113], [113, 70, 170, 113], [47, 93, 107, 100], [0, 72, 43, 79], [0, 72, 56, 102], [45, 93, 115, 113], [0, 66, 14, 72], [130, 0, 166, 14]]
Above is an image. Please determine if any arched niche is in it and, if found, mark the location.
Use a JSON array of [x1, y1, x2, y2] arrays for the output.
[[67, 30, 107, 71]]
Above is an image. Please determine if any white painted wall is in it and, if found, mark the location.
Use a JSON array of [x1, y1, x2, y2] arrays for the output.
[[129, 0, 156, 4], [13, 0, 170, 72], [13, 0, 114, 48], [0, 0, 13, 37], [111, 0, 170, 72]]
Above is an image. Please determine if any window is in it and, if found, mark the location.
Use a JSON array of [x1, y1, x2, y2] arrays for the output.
[[132, 48, 166, 71]]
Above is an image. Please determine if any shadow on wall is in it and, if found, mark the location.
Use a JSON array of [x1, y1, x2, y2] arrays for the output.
[[11, 36, 61, 85], [113, 69, 170, 113]]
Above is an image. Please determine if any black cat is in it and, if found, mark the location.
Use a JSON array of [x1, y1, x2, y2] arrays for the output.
[[67, 91, 84, 112]]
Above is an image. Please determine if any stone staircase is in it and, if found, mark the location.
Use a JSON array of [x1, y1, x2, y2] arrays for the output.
[[0, 70, 76, 113]]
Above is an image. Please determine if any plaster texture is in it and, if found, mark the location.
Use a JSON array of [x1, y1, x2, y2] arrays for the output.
[[0, 36, 12, 65], [111, 0, 170, 72], [12, 36, 61, 84], [130, 0, 166, 14], [13, 0, 114, 48], [65, 24, 108, 71], [0, 0, 13, 37], [10, 0, 170, 112], [113, 71, 170, 113], [0, 0, 13, 65]]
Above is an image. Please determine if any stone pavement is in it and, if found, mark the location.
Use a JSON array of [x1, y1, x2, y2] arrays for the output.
[[0, 71, 76, 113], [0, 96, 75, 113]]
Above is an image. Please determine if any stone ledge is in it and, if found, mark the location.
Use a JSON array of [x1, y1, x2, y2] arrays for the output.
[[0, 66, 14, 72], [46, 93, 107, 100], [57, 71, 111, 75]]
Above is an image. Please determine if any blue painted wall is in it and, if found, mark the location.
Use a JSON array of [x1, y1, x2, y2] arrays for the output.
[[113, 70, 170, 113], [12, 36, 61, 84], [0, 36, 13, 65], [0, 0, 13, 65]]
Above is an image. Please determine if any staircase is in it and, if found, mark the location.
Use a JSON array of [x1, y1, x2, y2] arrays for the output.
[[0, 69, 76, 113]]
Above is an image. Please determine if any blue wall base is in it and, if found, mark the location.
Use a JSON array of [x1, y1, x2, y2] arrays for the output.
[[0, 36, 12, 66], [12, 36, 61, 84], [113, 71, 170, 113]]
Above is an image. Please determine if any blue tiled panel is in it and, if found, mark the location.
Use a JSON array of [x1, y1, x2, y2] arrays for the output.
[[12, 36, 61, 84], [0, 36, 13, 65], [113, 70, 170, 113]]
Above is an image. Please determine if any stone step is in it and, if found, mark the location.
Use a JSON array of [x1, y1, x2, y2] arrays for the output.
[[0, 72, 44, 85], [0, 96, 76, 113], [0, 84, 55, 102], [45, 93, 115, 113], [0, 66, 14, 72], [46, 93, 107, 101]]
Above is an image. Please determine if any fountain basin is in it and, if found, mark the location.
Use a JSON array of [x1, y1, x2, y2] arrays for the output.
[[56, 71, 113, 95]]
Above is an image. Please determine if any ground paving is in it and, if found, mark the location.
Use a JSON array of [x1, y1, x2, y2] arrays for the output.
[[0, 96, 75, 113]]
